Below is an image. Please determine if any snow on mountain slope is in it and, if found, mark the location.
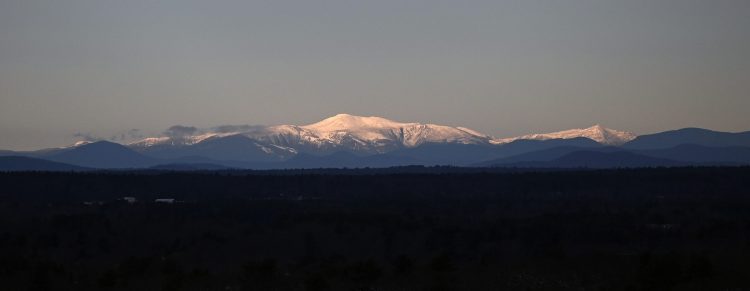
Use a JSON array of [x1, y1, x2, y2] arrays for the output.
[[128, 114, 494, 154], [69, 140, 94, 148], [493, 125, 636, 146], [129, 137, 171, 148], [300, 114, 492, 150], [129, 133, 235, 149], [127, 116, 637, 159]]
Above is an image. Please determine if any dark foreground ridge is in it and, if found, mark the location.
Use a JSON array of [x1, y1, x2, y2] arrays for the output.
[[1, 167, 749, 290]]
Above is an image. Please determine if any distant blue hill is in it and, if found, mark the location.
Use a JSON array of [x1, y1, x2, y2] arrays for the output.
[[478, 146, 622, 166], [130, 137, 603, 168], [391, 138, 604, 166], [149, 163, 232, 171], [386, 143, 502, 166], [494, 137, 602, 157], [139, 135, 291, 162], [46, 141, 158, 169], [0, 147, 68, 158], [496, 151, 683, 168], [5, 127, 750, 169], [279, 151, 425, 169], [637, 144, 750, 164], [480, 144, 750, 167], [277, 138, 602, 168], [0, 156, 90, 171], [623, 128, 750, 149]]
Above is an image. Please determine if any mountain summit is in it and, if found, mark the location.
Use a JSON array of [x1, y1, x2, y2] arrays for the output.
[[303, 114, 406, 132], [493, 124, 636, 146], [130, 114, 494, 154], [300, 113, 492, 149], [127, 116, 639, 156], [10, 115, 750, 169]]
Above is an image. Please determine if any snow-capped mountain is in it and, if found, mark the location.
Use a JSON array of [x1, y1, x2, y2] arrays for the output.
[[68, 140, 94, 148], [298, 114, 493, 151], [14, 116, 750, 169], [493, 125, 636, 146], [128, 132, 235, 148], [129, 114, 495, 155], [120, 115, 642, 166]]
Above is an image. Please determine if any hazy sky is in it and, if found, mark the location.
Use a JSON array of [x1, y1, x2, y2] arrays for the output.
[[1, 0, 749, 150]]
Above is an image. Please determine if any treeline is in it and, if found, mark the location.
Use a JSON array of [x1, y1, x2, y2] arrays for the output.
[[0, 167, 749, 290]]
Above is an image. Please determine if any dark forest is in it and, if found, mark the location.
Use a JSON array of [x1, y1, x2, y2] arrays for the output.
[[1, 167, 749, 290]]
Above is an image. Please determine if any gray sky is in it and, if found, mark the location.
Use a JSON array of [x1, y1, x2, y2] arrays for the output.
[[1, 0, 749, 150]]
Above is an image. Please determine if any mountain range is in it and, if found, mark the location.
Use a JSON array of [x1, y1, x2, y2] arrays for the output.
[[1, 114, 749, 170]]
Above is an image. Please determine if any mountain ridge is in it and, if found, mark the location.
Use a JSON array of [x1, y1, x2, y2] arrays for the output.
[[623, 128, 750, 149], [129, 114, 497, 155], [0, 156, 91, 171], [126, 114, 634, 155], [492, 124, 636, 146], [2, 114, 749, 170]]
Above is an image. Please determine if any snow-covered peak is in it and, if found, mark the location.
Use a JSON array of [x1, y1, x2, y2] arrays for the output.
[[492, 125, 637, 146], [129, 137, 171, 148], [127, 114, 495, 154], [128, 133, 233, 148], [125, 115, 637, 156], [303, 114, 413, 132], [300, 114, 492, 149], [64, 140, 94, 148]]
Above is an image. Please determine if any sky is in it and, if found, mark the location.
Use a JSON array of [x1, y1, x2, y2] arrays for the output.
[[1, 0, 749, 150]]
